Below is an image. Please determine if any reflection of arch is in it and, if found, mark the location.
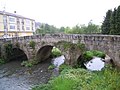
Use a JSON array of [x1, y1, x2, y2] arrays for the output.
[[10, 48, 28, 61], [36, 45, 53, 62], [77, 50, 113, 68]]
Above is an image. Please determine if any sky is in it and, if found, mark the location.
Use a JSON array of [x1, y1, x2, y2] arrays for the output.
[[0, 0, 120, 28]]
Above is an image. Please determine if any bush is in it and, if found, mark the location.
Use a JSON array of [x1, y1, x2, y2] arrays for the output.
[[51, 47, 62, 57], [29, 41, 36, 49], [78, 50, 105, 68], [92, 50, 105, 58], [59, 64, 72, 72], [0, 58, 5, 65], [48, 64, 55, 70], [21, 60, 38, 67], [32, 66, 120, 90], [81, 50, 105, 63]]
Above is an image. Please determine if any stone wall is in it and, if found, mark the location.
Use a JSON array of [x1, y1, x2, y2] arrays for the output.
[[0, 34, 120, 67]]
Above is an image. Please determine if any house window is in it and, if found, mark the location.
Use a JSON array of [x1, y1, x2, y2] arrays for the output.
[[26, 20, 30, 26], [26, 27, 30, 30], [22, 19, 24, 25], [9, 16, 15, 22], [10, 25, 15, 29], [22, 26, 24, 30]]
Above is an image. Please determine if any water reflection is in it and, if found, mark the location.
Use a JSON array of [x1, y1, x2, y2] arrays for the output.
[[52, 55, 65, 67], [52, 55, 65, 77], [84, 57, 105, 71]]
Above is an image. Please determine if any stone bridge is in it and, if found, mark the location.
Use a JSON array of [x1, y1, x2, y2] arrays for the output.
[[0, 34, 120, 67]]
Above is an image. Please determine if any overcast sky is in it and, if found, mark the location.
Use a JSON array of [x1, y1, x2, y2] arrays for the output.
[[0, 0, 120, 27]]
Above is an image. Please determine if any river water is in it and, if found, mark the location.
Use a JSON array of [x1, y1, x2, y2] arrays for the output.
[[0, 59, 52, 90], [0, 55, 66, 90], [0, 55, 105, 90]]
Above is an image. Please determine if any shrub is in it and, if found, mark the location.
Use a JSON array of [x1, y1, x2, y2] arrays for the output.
[[21, 60, 38, 67], [29, 41, 36, 49], [0, 58, 5, 65], [82, 50, 105, 62], [92, 50, 105, 58], [51, 47, 62, 57], [48, 64, 55, 70], [59, 64, 72, 72], [32, 66, 120, 90]]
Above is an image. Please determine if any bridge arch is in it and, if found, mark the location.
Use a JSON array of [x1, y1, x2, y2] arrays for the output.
[[8, 47, 28, 61], [36, 45, 54, 62]]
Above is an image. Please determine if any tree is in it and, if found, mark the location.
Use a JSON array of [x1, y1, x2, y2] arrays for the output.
[[85, 21, 101, 34], [101, 10, 112, 34], [110, 8, 117, 34], [59, 27, 65, 33], [35, 23, 62, 34], [115, 6, 120, 35]]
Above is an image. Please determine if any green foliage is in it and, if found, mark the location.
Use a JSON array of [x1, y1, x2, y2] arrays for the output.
[[51, 47, 62, 57], [32, 84, 51, 90], [35, 22, 100, 34], [32, 66, 120, 90], [101, 10, 112, 34], [29, 41, 36, 49], [102, 5, 120, 35], [21, 60, 38, 67], [59, 64, 72, 72], [48, 64, 55, 70], [65, 21, 101, 34], [78, 50, 105, 68], [35, 23, 63, 34], [83, 50, 105, 62], [0, 58, 5, 65], [58, 41, 85, 52], [83, 51, 94, 62], [4, 43, 13, 61], [15, 42, 20, 48], [92, 50, 105, 58]]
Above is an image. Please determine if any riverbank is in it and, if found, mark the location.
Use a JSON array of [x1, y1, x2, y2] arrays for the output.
[[32, 64, 120, 90], [0, 59, 52, 90]]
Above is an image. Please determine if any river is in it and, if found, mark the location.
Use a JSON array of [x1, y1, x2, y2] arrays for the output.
[[0, 59, 52, 90]]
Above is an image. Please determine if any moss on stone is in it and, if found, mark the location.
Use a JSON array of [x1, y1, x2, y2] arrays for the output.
[[29, 41, 36, 49], [57, 41, 85, 51]]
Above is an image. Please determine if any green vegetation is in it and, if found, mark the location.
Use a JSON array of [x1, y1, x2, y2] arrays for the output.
[[102, 5, 120, 35], [48, 64, 55, 70], [35, 21, 101, 34], [35, 23, 62, 34], [32, 64, 120, 90], [65, 21, 101, 34], [51, 47, 62, 57], [57, 41, 85, 52], [83, 50, 105, 62], [29, 41, 36, 49], [0, 58, 5, 65], [78, 50, 105, 68], [21, 60, 38, 67], [4, 43, 13, 61]]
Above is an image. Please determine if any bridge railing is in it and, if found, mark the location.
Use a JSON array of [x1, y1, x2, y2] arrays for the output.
[[0, 34, 120, 43]]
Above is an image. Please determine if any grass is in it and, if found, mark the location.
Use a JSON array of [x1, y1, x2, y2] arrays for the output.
[[48, 64, 55, 70], [32, 64, 120, 90]]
